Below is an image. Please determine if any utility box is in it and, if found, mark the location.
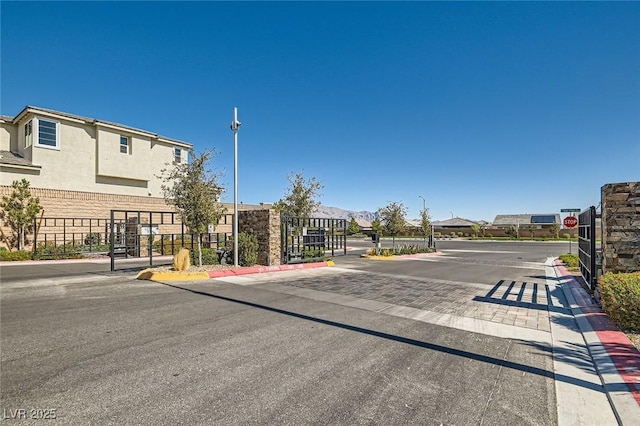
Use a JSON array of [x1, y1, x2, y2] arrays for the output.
[[371, 233, 380, 244]]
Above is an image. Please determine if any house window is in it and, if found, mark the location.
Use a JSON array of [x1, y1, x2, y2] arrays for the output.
[[120, 136, 130, 154], [37, 119, 58, 148], [25, 121, 33, 148], [174, 148, 181, 164]]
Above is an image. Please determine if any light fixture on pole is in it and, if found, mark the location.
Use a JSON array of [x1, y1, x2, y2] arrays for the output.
[[230, 107, 241, 267]]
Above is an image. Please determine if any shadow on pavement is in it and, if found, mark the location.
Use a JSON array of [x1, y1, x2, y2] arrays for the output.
[[159, 281, 609, 393]]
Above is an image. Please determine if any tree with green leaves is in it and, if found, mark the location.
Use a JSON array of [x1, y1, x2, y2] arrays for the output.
[[273, 171, 323, 217], [371, 217, 383, 235], [549, 223, 560, 239], [528, 224, 537, 238], [420, 206, 432, 246], [470, 223, 481, 238], [347, 218, 360, 235], [159, 149, 226, 266], [0, 179, 43, 251], [378, 201, 407, 249]]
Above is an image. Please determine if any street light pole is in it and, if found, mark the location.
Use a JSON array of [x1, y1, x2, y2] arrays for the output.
[[230, 107, 241, 267]]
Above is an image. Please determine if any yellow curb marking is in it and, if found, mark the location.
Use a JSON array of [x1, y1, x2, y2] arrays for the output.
[[136, 268, 210, 282]]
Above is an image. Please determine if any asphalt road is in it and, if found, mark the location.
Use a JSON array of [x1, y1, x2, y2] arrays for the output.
[[0, 241, 609, 425]]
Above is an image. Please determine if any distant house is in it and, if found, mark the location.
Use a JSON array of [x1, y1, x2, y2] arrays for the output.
[[492, 214, 561, 230], [432, 217, 480, 229]]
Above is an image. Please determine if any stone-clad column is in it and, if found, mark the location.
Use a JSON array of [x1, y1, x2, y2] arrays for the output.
[[601, 181, 640, 274]]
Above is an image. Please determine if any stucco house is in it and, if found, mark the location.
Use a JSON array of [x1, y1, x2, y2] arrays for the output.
[[1, 105, 191, 198], [492, 214, 561, 230]]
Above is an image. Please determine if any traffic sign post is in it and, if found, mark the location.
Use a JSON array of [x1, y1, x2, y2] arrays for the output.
[[563, 215, 578, 254]]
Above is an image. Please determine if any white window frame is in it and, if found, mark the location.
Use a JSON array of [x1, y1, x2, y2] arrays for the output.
[[24, 120, 33, 148], [174, 147, 182, 164], [34, 117, 60, 150], [120, 135, 130, 154]]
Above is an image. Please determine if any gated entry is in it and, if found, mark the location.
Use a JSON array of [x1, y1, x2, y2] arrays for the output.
[[281, 216, 347, 264], [578, 206, 598, 292], [109, 209, 232, 271]]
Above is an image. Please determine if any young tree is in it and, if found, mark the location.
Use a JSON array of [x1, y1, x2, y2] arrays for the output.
[[528, 224, 537, 238], [420, 207, 432, 246], [159, 149, 226, 266], [470, 223, 481, 238], [371, 217, 383, 235], [273, 171, 323, 217], [0, 179, 43, 250], [549, 223, 560, 239], [347, 218, 360, 235], [378, 201, 407, 249]]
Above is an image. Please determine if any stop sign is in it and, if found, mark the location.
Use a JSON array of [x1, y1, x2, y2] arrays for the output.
[[563, 216, 578, 228]]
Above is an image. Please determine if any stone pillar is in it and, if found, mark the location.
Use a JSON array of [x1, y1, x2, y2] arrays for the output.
[[238, 208, 281, 266], [601, 181, 640, 274]]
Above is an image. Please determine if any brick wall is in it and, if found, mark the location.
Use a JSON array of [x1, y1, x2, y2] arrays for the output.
[[0, 185, 271, 250], [601, 181, 640, 274]]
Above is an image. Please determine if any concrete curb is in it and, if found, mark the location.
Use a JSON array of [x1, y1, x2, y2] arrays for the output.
[[555, 261, 640, 425], [208, 260, 334, 278], [136, 269, 210, 282], [136, 260, 334, 281], [360, 252, 443, 261]]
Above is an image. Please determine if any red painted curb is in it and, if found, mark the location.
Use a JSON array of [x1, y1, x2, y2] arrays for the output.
[[556, 261, 640, 404], [207, 261, 329, 278]]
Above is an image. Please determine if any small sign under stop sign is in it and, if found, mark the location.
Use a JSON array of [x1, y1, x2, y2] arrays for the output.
[[563, 216, 578, 228]]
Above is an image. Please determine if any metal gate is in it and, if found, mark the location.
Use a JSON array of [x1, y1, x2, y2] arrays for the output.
[[281, 216, 347, 264], [109, 209, 232, 271], [578, 206, 598, 292]]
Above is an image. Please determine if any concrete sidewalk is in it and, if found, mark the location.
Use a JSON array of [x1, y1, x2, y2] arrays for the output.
[[552, 260, 640, 425]]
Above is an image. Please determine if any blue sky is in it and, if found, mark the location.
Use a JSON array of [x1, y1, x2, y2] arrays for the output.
[[2, 1, 639, 221]]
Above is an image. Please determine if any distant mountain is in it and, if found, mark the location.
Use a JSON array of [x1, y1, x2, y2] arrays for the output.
[[312, 206, 377, 223]]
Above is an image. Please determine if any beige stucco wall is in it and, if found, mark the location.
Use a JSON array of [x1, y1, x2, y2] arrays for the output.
[[1, 111, 188, 197], [0, 120, 16, 151]]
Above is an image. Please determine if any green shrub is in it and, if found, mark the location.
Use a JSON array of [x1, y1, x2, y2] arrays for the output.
[[558, 253, 579, 269], [153, 236, 193, 255], [0, 250, 32, 261], [238, 232, 258, 266], [563, 233, 571, 239], [190, 248, 219, 266], [599, 272, 640, 332], [84, 232, 102, 246], [33, 242, 84, 259]]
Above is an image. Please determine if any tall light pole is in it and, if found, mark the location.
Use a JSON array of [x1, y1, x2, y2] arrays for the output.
[[230, 107, 241, 267]]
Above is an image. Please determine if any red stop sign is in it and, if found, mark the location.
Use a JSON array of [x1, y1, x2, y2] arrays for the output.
[[563, 216, 578, 228]]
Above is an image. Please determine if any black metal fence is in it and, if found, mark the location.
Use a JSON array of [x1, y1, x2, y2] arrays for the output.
[[30, 211, 233, 270], [578, 206, 598, 292], [281, 216, 347, 264]]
